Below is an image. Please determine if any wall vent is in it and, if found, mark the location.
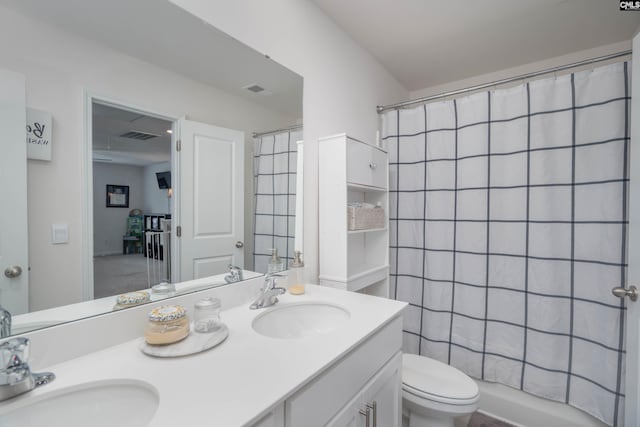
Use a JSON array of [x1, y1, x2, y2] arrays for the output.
[[243, 84, 265, 93], [119, 130, 159, 140]]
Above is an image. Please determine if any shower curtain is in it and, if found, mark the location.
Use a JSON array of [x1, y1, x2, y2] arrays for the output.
[[253, 129, 302, 272], [382, 62, 629, 426]]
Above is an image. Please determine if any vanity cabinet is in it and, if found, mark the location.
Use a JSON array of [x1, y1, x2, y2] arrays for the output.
[[319, 134, 390, 297], [327, 352, 402, 427], [283, 316, 402, 427]]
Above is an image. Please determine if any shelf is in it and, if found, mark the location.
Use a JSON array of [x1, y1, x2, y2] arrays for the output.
[[347, 182, 387, 192], [348, 227, 387, 234], [319, 134, 390, 298], [319, 265, 389, 293]]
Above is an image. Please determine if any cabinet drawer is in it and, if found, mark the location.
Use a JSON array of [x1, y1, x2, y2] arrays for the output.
[[347, 139, 387, 189], [285, 316, 402, 427]]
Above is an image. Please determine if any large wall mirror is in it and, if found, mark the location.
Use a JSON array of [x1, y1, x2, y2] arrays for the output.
[[0, 0, 303, 337]]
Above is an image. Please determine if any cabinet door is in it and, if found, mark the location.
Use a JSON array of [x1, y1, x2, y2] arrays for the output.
[[326, 392, 366, 427], [251, 404, 284, 427], [362, 352, 402, 427]]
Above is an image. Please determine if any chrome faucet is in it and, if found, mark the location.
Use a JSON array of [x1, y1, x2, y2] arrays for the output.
[[0, 337, 55, 401], [224, 264, 244, 284], [0, 306, 10, 338], [249, 274, 286, 309]]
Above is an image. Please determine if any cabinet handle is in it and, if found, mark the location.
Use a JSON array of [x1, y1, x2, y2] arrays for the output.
[[366, 401, 377, 427], [369, 162, 377, 170], [359, 407, 371, 426]]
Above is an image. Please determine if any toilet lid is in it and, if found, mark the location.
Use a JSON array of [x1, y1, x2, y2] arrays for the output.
[[402, 354, 479, 404]]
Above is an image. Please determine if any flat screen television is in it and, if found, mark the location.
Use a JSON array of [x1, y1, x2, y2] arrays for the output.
[[156, 171, 171, 189]]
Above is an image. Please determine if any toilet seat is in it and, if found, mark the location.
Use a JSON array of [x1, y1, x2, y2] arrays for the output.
[[402, 354, 479, 406]]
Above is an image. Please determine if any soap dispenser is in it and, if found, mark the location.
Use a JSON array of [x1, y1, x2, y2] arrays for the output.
[[267, 248, 284, 274], [289, 251, 305, 295]]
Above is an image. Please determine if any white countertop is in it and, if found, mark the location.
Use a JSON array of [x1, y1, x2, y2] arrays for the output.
[[1, 285, 406, 426]]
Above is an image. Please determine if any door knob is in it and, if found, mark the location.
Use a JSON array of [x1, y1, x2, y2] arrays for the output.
[[235, 241, 244, 248], [612, 285, 638, 302], [4, 266, 22, 279]]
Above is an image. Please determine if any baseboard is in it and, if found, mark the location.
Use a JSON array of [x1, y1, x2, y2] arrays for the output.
[[94, 251, 122, 257], [476, 410, 525, 427]]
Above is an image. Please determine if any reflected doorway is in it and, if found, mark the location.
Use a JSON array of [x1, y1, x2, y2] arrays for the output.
[[91, 102, 173, 298]]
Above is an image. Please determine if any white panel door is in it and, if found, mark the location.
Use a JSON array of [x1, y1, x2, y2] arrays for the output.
[[625, 33, 640, 427], [0, 68, 28, 314], [177, 119, 244, 281]]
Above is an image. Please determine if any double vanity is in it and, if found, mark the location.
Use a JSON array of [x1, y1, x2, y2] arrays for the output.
[[0, 278, 406, 426]]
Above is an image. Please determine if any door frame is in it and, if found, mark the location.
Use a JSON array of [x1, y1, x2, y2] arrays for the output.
[[0, 69, 28, 314], [625, 34, 640, 427], [81, 92, 179, 301]]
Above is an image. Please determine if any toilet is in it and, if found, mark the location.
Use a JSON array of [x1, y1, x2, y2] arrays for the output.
[[402, 354, 480, 427]]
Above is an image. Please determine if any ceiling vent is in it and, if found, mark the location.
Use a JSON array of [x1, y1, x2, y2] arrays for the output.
[[243, 83, 266, 93], [119, 130, 159, 141]]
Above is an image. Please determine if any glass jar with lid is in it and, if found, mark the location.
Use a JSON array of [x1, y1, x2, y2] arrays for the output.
[[150, 281, 176, 301], [193, 297, 222, 333], [144, 305, 190, 345]]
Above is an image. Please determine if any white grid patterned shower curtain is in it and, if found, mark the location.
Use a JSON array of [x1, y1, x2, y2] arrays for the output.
[[382, 62, 629, 426], [253, 129, 302, 272]]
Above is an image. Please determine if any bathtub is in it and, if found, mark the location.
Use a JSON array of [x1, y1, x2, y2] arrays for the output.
[[454, 380, 608, 427]]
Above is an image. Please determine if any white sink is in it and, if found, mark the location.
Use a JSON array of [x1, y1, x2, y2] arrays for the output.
[[252, 302, 350, 339], [0, 379, 159, 427]]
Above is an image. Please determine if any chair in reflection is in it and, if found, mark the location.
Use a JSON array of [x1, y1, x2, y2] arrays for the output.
[[123, 212, 144, 255]]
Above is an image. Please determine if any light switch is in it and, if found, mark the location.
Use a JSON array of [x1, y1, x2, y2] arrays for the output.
[[51, 223, 68, 244]]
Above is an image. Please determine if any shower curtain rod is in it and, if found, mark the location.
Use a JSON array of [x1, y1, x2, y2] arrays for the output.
[[252, 124, 303, 138], [376, 50, 632, 114]]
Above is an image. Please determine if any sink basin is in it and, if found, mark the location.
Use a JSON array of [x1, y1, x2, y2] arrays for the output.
[[0, 379, 159, 427], [252, 302, 350, 339]]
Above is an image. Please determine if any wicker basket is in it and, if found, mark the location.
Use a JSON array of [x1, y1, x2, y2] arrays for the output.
[[347, 206, 385, 231]]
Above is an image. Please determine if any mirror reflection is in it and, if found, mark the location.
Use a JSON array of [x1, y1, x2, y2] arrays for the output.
[[0, 0, 303, 337]]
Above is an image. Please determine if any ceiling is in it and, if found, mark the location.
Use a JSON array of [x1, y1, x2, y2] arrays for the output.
[[92, 103, 172, 166], [2, 0, 303, 118], [313, 0, 640, 91]]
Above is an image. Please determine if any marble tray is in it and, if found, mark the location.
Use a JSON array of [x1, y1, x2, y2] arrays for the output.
[[140, 323, 229, 358]]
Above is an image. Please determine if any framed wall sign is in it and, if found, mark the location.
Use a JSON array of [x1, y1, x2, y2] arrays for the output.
[[26, 108, 52, 161], [106, 184, 129, 208]]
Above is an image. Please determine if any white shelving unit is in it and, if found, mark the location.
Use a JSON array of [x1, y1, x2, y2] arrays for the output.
[[319, 133, 390, 297]]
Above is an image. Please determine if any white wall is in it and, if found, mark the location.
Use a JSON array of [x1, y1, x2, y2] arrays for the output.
[[169, 0, 409, 283], [143, 162, 172, 215], [92, 163, 144, 256], [409, 41, 631, 99], [0, 5, 298, 311]]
